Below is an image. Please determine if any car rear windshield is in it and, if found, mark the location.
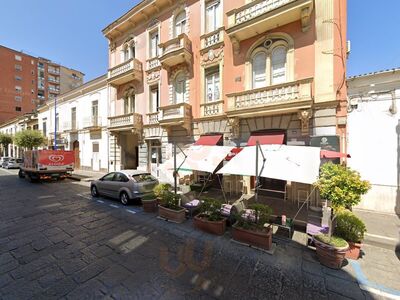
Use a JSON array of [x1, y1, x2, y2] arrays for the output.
[[16, 159, 23, 163], [131, 173, 156, 183]]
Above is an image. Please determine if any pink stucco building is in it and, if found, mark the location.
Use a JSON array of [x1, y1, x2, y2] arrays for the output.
[[103, 0, 347, 189]]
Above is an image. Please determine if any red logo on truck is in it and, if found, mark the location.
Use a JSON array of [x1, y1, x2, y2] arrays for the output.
[[38, 150, 74, 166]]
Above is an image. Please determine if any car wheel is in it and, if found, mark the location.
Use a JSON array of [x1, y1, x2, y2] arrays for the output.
[[91, 185, 99, 197], [18, 169, 24, 178], [120, 192, 130, 205]]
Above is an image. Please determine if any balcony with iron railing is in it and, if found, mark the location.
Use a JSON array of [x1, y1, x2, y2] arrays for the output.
[[146, 57, 161, 72], [159, 33, 192, 68], [146, 111, 160, 125], [63, 121, 78, 132], [108, 112, 143, 132], [108, 58, 143, 86], [200, 100, 224, 118], [48, 68, 60, 75], [226, 0, 313, 42], [83, 116, 102, 130], [226, 78, 313, 117], [159, 102, 192, 133], [200, 27, 225, 52]]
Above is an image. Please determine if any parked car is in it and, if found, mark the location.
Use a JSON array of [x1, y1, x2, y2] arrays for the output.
[[4, 158, 23, 169], [90, 170, 159, 205], [0, 157, 10, 167]]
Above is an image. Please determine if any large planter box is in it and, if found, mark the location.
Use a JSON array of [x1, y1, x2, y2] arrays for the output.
[[314, 239, 348, 269], [194, 214, 226, 236], [232, 223, 272, 250], [345, 242, 362, 260], [158, 205, 186, 223], [142, 199, 158, 213]]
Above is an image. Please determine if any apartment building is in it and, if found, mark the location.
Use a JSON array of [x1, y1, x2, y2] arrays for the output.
[[0, 45, 84, 124], [102, 0, 348, 192], [37, 75, 108, 172], [347, 68, 400, 214]]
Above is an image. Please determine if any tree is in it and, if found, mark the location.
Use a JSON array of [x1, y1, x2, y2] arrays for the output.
[[13, 130, 45, 150], [0, 133, 13, 156], [315, 162, 371, 237]]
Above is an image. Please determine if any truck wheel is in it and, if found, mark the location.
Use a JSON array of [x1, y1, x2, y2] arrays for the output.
[[120, 192, 130, 205], [18, 170, 25, 179]]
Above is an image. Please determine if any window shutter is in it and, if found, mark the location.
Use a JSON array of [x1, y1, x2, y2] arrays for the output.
[[271, 47, 287, 85], [252, 52, 267, 89]]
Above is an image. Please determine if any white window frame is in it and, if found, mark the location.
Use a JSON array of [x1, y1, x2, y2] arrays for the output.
[[149, 31, 159, 58], [174, 11, 187, 37], [251, 50, 267, 89], [205, 0, 221, 33], [271, 46, 287, 85], [150, 85, 160, 113], [205, 68, 220, 103], [174, 72, 186, 104]]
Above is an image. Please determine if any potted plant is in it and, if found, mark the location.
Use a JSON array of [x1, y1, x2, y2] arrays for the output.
[[314, 162, 370, 268], [158, 191, 186, 223], [232, 204, 273, 251], [335, 210, 366, 260], [193, 198, 226, 235], [141, 192, 158, 213], [154, 183, 172, 204], [314, 234, 349, 269]]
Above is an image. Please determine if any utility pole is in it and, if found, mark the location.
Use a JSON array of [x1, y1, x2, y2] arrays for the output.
[[54, 97, 57, 150]]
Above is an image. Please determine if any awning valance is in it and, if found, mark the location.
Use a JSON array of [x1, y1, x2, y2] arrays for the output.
[[194, 135, 223, 146], [217, 145, 321, 184], [320, 150, 351, 159], [247, 133, 285, 146]]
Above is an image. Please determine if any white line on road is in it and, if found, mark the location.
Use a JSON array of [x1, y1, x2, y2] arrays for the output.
[[97, 200, 105, 203], [109, 204, 119, 208], [126, 210, 137, 214], [39, 203, 62, 209], [77, 194, 92, 200], [365, 233, 398, 242], [38, 195, 56, 199]]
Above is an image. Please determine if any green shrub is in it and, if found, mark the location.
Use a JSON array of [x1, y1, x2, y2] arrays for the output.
[[315, 162, 371, 210], [159, 191, 181, 211], [141, 192, 156, 201], [199, 197, 223, 222], [334, 210, 366, 243], [153, 183, 171, 198], [236, 203, 272, 231], [315, 234, 348, 248]]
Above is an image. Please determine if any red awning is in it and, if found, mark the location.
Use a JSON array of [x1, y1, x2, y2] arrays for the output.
[[194, 135, 223, 146], [320, 150, 351, 158], [247, 133, 285, 146]]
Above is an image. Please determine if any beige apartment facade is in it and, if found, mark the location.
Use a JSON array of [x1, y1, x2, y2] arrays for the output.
[[103, 0, 348, 188]]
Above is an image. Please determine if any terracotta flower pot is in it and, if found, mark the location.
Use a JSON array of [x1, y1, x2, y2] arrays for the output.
[[232, 223, 272, 251], [158, 205, 186, 223], [193, 214, 226, 236], [142, 199, 158, 213], [314, 239, 348, 269], [345, 242, 362, 260]]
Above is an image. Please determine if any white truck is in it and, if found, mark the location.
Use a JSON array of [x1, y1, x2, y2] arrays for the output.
[[19, 150, 75, 182]]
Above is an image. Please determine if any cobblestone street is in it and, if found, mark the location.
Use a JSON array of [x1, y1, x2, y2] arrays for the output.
[[0, 169, 393, 299]]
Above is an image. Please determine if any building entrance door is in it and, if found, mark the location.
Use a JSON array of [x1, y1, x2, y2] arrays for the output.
[[73, 140, 80, 169], [149, 140, 162, 178]]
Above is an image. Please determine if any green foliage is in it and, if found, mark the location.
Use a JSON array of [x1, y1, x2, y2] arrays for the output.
[[153, 183, 171, 198], [0, 133, 13, 147], [199, 197, 223, 222], [13, 130, 45, 150], [159, 191, 181, 211], [315, 234, 348, 249], [334, 210, 366, 243], [315, 162, 371, 210], [141, 192, 156, 201], [236, 203, 272, 231], [0, 133, 13, 155]]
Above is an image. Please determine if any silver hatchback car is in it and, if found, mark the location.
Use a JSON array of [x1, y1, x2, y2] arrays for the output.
[[90, 170, 159, 205]]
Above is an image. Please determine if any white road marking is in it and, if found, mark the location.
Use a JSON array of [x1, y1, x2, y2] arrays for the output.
[[126, 210, 137, 214], [38, 195, 56, 199], [97, 200, 105, 203], [77, 194, 92, 200], [39, 203, 62, 209], [109, 204, 119, 208], [365, 233, 398, 242], [360, 284, 400, 300]]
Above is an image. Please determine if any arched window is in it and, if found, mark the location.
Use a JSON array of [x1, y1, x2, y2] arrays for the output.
[[252, 51, 267, 89], [271, 46, 287, 85], [174, 11, 186, 37], [124, 89, 135, 114], [174, 72, 186, 103], [123, 46, 130, 62]]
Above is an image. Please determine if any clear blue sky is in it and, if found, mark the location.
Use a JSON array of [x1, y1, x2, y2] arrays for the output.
[[0, 1, 398, 82]]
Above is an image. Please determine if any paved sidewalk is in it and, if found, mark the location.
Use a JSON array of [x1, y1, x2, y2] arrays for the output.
[[353, 209, 400, 251], [70, 169, 107, 182]]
